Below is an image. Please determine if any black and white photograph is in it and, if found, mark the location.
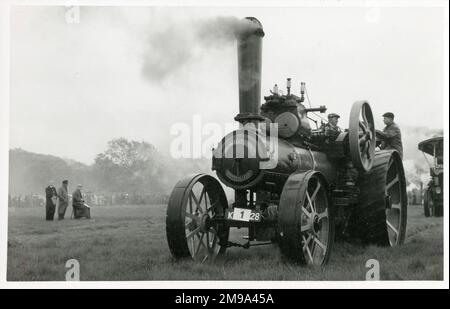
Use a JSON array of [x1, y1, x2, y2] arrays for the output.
[[0, 0, 448, 290]]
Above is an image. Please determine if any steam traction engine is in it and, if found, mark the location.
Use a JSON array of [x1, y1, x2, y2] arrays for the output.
[[419, 136, 444, 217], [166, 17, 407, 265]]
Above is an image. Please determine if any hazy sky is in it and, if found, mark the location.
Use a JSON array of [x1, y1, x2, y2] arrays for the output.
[[10, 6, 444, 164]]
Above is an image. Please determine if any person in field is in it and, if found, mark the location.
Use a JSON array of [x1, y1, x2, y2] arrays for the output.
[[57, 180, 69, 220], [72, 184, 91, 219], [45, 180, 57, 221]]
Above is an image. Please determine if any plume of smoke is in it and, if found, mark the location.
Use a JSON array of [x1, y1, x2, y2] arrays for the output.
[[141, 16, 258, 83], [141, 24, 196, 82], [195, 16, 259, 46], [403, 159, 429, 188]]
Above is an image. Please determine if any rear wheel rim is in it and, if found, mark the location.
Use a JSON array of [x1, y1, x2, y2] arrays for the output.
[[300, 176, 331, 265], [385, 157, 405, 246]]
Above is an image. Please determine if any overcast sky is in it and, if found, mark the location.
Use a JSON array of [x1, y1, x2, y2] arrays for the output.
[[10, 5, 444, 164]]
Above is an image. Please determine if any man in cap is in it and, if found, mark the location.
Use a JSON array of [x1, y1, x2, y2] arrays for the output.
[[45, 180, 57, 221], [324, 113, 342, 141], [376, 112, 403, 159], [72, 184, 90, 219], [57, 180, 69, 220]]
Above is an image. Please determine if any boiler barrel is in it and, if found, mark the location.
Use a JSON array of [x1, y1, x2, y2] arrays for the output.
[[261, 139, 337, 192], [212, 129, 337, 191]]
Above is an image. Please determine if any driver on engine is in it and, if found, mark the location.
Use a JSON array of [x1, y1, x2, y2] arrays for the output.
[[324, 113, 342, 141]]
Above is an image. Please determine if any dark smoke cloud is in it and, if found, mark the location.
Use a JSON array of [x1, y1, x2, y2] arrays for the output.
[[195, 16, 259, 46], [141, 16, 258, 83]]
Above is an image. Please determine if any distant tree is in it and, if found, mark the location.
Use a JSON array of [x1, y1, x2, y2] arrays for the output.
[[93, 138, 160, 194], [96, 138, 156, 167]]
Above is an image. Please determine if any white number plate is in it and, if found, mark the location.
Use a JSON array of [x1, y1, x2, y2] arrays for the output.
[[227, 208, 261, 222]]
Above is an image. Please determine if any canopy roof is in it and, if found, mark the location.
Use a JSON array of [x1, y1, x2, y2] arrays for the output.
[[418, 136, 443, 157]]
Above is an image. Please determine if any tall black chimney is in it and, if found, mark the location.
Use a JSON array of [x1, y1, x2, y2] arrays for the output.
[[235, 17, 265, 124]]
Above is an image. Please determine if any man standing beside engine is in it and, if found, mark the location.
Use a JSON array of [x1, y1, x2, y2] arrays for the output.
[[376, 112, 403, 159]]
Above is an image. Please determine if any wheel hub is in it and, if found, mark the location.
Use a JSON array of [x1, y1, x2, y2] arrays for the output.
[[305, 212, 322, 235], [312, 215, 321, 234], [187, 220, 197, 231], [200, 214, 211, 233]]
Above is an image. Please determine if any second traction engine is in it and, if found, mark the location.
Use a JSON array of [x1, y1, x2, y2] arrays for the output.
[[166, 17, 408, 265]]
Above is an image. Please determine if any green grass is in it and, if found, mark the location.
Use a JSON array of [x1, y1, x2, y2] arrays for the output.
[[7, 204, 443, 281]]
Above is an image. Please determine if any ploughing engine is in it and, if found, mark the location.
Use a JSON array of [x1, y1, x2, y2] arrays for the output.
[[166, 17, 407, 265]]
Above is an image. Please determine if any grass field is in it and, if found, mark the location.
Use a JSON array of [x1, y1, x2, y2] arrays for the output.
[[7, 203, 443, 281]]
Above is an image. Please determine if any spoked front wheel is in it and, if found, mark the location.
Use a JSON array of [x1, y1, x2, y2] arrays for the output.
[[166, 174, 229, 262], [278, 171, 334, 265]]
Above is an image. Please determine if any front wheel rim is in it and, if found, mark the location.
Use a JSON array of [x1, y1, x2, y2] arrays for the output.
[[184, 181, 222, 261], [300, 176, 331, 265]]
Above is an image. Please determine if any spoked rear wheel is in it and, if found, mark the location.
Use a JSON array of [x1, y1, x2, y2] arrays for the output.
[[385, 153, 407, 246], [349, 150, 407, 246], [278, 171, 334, 265], [166, 174, 229, 262]]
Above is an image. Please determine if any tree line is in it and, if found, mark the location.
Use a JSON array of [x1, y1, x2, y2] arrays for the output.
[[9, 138, 211, 196]]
